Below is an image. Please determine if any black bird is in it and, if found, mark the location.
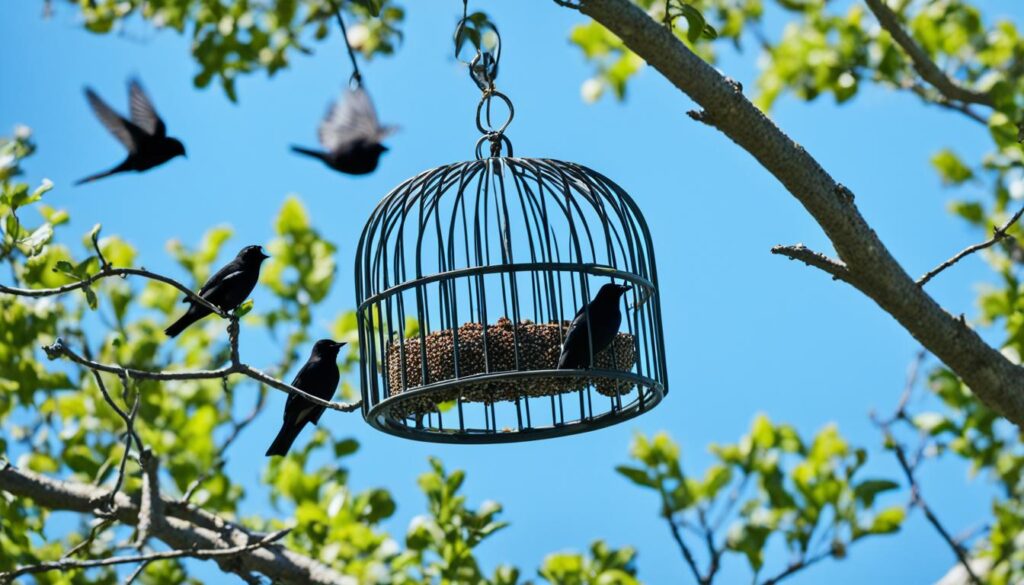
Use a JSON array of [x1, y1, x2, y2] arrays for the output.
[[76, 79, 186, 185], [557, 283, 633, 370], [266, 339, 346, 457], [164, 245, 269, 338], [291, 86, 396, 175]]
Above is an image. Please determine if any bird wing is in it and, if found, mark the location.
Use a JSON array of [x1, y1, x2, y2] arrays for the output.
[[85, 88, 147, 153], [192, 260, 245, 303], [318, 87, 390, 152], [283, 360, 333, 426], [128, 78, 166, 137]]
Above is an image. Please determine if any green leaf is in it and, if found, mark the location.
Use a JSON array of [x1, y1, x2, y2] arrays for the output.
[[615, 465, 656, 488], [234, 299, 255, 317], [868, 506, 905, 534], [677, 4, 707, 43], [853, 479, 900, 507], [931, 149, 974, 185]]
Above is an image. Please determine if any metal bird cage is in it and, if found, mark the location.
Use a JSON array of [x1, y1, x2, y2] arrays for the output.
[[352, 13, 667, 443]]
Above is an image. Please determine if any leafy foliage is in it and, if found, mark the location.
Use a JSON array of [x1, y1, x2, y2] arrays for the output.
[[617, 417, 903, 582], [62, 0, 405, 100]]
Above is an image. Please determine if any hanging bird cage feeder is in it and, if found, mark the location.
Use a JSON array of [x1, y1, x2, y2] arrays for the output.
[[354, 15, 668, 443]]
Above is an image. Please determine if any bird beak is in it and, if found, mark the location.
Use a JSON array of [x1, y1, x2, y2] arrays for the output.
[[259, 249, 270, 259], [620, 285, 633, 292], [332, 341, 346, 350]]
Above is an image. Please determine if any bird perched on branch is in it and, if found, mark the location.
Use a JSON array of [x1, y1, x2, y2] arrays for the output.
[[291, 86, 396, 175], [76, 78, 186, 185], [557, 283, 633, 370], [266, 340, 346, 457], [164, 245, 269, 338]]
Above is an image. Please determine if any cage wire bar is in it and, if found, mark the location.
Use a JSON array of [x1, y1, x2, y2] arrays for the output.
[[354, 156, 668, 443]]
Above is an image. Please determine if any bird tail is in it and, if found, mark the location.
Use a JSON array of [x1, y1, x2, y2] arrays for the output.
[[74, 167, 120, 186], [290, 145, 328, 162], [164, 305, 209, 338], [265, 423, 304, 457]]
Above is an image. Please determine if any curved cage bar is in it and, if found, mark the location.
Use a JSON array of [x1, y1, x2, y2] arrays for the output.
[[355, 157, 668, 443]]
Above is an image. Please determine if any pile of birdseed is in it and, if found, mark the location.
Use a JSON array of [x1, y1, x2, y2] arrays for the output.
[[384, 317, 636, 416]]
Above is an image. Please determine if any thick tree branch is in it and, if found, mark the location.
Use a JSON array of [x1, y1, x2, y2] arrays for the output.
[[917, 206, 1024, 286], [0, 465, 348, 585], [574, 0, 1024, 426], [863, 0, 994, 107]]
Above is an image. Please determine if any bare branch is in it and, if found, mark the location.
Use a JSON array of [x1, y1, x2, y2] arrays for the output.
[[134, 450, 163, 548], [0, 266, 227, 318], [863, 0, 993, 107], [918, 206, 1024, 286], [759, 547, 838, 585], [0, 528, 291, 583], [41, 338, 361, 413], [770, 244, 853, 283]]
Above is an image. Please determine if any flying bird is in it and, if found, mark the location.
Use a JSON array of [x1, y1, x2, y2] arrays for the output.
[[266, 339, 346, 457], [291, 86, 396, 175], [557, 283, 633, 370], [76, 79, 186, 185], [164, 245, 269, 338]]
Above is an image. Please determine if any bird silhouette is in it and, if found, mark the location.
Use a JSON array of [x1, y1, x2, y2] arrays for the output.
[[76, 79, 186, 185], [291, 86, 396, 175], [164, 245, 269, 338], [557, 283, 633, 370], [266, 339, 345, 457]]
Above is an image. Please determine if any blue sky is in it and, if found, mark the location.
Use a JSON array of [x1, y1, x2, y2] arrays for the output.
[[3, 1, 1022, 583]]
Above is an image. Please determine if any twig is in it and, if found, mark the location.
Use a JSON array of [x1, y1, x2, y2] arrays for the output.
[[0, 528, 292, 583], [902, 80, 988, 126], [60, 519, 114, 560], [0, 266, 227, 317], [42, 338, 361, 413], [771, 244, 853, 283], [134, 450, 163, 548], [917, 206, 1024, 286], [864, 0, 993, 107], [758, 548, 836, 585], [888, 437, 982, 585], [665, 510, 706, 585]]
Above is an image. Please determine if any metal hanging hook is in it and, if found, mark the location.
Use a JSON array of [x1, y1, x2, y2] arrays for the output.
[[455, 0, 514, 159]]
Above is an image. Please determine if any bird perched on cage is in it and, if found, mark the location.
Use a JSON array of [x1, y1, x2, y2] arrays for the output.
[[164, 245, 269, 338], [290, 86, 396, 175], [266, 339, 346, 457], [76, 78, 186, 185], [557, 283, 633, 370]]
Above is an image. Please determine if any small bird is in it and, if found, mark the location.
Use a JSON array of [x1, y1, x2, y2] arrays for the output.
[[266, 339, 346, 457], [164, 245, 269, 338], [291, 86, 396, 175], [557, 283, 633, 370], [76, 79, 186, 185]]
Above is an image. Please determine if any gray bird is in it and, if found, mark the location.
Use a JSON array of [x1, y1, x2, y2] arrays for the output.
[[164, 245, 269, 338], [76, 79, 186, 185], [266, 339, 346, 457], [291, 86, 396, 175], [557, 283, 633, 370]]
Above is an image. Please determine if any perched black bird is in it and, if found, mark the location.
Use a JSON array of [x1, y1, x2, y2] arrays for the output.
[[76, 79, 186, 185], [164, 245, 269, 338], [266, 340, 346, 457], [557, 283, 633, 370], [291, 86, 396, 175]]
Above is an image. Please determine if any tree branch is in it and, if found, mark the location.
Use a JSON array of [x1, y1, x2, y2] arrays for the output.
[[770, 244, 853, 283], [917, 205, 1024, 286], [41, 338, 361, 413], [573, 0, 1024, 426], [0, 465, 348, 585], [0, 266, 227, 318], [0, 527, 291, 583], [863, 0, 993, 107]]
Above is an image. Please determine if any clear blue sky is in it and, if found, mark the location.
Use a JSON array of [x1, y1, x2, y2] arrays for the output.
[[2, 1, 1020, 583]]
